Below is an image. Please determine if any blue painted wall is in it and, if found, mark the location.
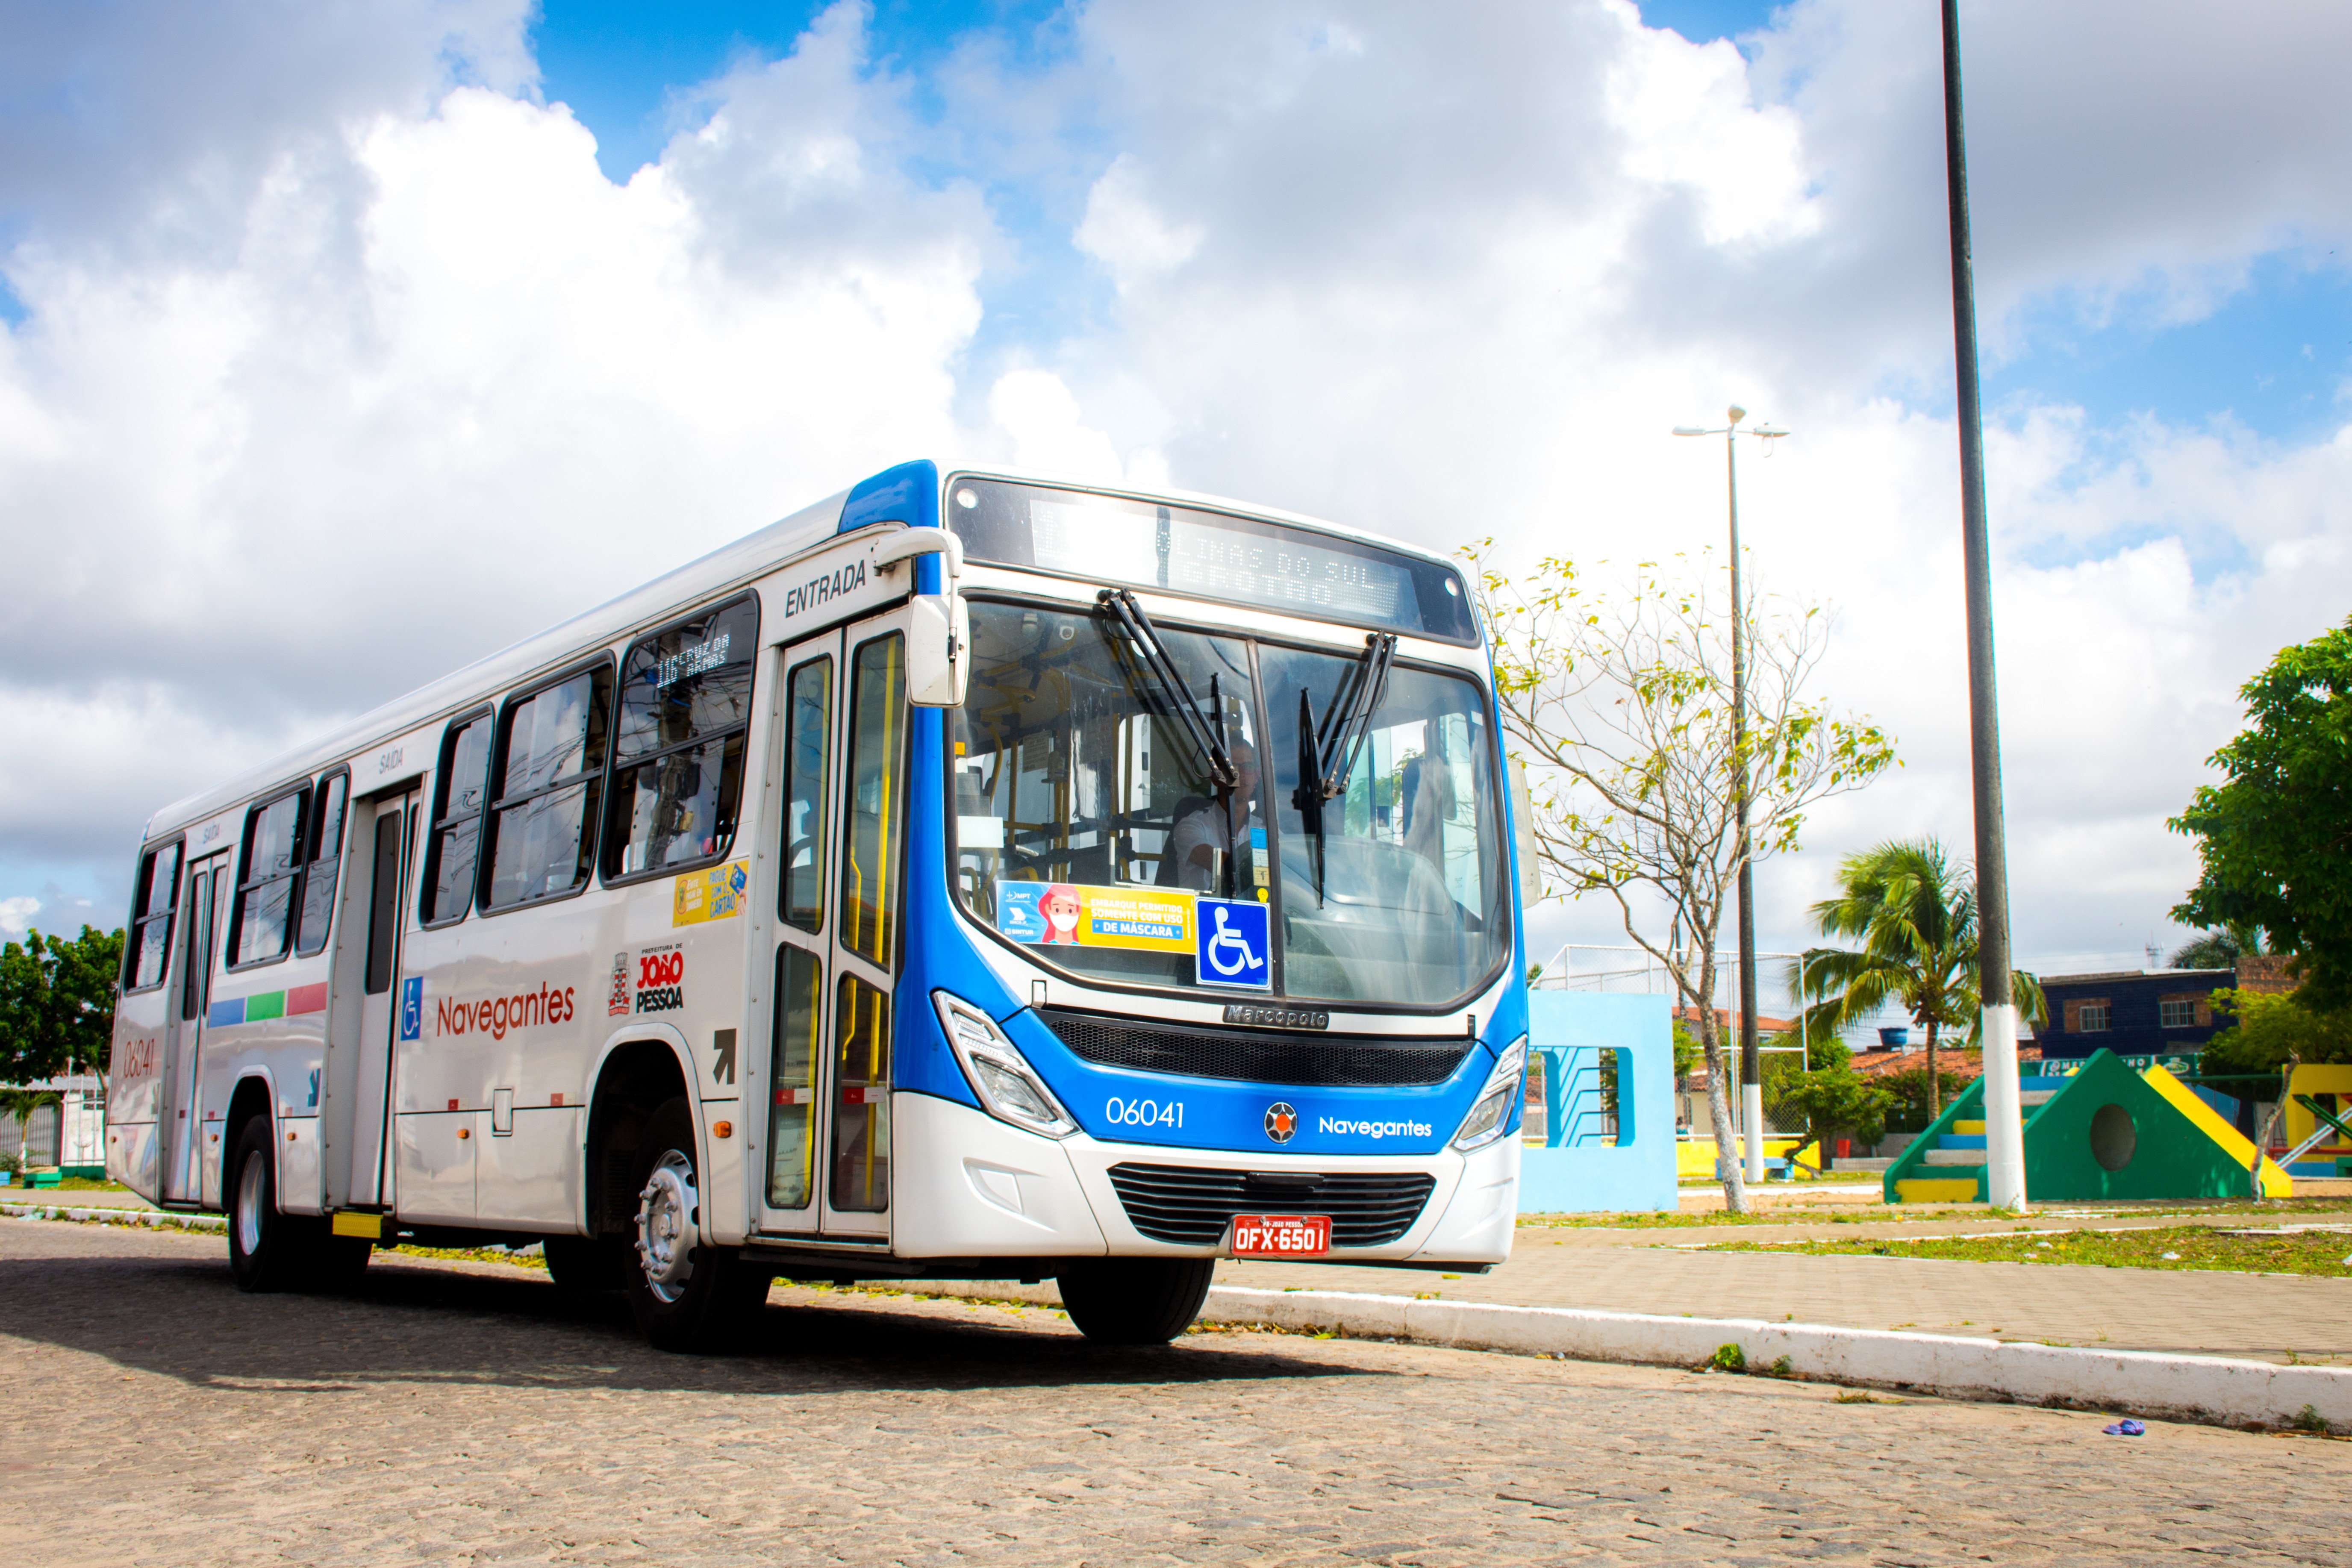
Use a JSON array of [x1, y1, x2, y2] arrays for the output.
[[1517, 991, 1677, 1213]]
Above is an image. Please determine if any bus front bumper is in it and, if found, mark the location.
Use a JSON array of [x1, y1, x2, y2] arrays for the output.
[[889, 1093, 1519, 1268]]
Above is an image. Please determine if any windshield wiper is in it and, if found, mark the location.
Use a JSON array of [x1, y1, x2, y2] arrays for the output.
[[1097, 588, 1237, 789], [1292, 632, 1398, 898]]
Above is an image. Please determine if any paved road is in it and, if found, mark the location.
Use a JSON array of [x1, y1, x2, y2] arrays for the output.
[[5, 1219, 2346, 1566]]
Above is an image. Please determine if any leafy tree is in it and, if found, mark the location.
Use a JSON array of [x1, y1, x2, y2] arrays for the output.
[[1788, 839, 2045, 1119], [1877, 1064, 1975, 1133], [2172, 620, 2352, 1006], [0, 926, 125, 1092], [2200, 987, 2352, 1074], [1760, 1036, 1894, 1154], [1670, 1017, 1703, 1082], [1472, 543, 1896, 1214]]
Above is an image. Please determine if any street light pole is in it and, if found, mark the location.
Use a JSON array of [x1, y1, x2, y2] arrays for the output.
[[1940, 0, 2025, 1212], [1675, 407, 1787, 1186]]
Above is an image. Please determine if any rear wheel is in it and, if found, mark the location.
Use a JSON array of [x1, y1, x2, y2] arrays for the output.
[[227, 1117, 368, 1291], [1057, 1258, 1216, 1344], [622, 1097, 771, 1353]]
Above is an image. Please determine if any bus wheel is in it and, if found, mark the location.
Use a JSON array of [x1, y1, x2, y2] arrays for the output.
[[623, 1097, 770, 1353], [227, 1117, 360, 1293], [1057, 1258, 1216, 1345], [545, 1234, 629, 1294]]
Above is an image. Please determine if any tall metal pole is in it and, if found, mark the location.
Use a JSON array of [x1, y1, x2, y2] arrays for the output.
[[1940, 0, 2025, 1211], [1727, 410, 1763, 1186]]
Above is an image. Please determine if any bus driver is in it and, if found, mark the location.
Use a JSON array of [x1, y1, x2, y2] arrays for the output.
[[1167, 740, 1260, 894]]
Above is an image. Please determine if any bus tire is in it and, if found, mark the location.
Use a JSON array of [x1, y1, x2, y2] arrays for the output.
[[1057, 1257, 1216, 1345], [623, 1097, 770, 1353], [227, 1115, 332, 1293], [545, 1233, 629, 1294]]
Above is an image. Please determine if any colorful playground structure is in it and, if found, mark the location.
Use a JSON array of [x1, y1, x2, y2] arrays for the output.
[[1885, 1048, 2294, 1202], [1518, 991, 1679, 1213]]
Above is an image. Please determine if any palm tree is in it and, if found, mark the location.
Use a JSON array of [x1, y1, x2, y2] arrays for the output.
[[1787, 838, 2046, 1118]]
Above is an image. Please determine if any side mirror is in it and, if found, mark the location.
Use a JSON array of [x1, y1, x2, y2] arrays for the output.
[[907, 590, 969, 708], [870, 527, 969, 708]]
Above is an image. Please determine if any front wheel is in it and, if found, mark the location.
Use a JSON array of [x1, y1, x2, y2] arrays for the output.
[[622, 1097, 771, 1353], [1057, 1258, 1216, 1344]]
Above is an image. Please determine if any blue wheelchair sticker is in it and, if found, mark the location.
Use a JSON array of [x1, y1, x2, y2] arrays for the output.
[[400, 976, 424, 1041], [1195, 897, 1271, 989]]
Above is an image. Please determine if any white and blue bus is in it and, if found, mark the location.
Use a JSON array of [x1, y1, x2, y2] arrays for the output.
[[106, 461, 1534, 1350]]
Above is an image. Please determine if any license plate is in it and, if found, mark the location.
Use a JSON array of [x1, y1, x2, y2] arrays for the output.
[[1230, 1214, 1331, 1257]]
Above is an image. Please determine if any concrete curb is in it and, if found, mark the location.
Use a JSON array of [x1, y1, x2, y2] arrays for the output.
[[2, 1200, 225, 1232], [886, 1278, 2350, 1432]]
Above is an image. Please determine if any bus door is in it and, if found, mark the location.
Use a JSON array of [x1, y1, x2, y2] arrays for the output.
[[160, 855, 227, 1205], [325, 788, 417, 1210], [759, 616, 908, 1239]]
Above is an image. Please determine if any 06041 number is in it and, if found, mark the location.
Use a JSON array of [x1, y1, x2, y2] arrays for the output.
[[1104, 1096, 1183, 1129]]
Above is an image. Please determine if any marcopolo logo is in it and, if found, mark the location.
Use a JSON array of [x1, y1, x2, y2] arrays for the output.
[[635, 947, 685, 1014], [436, 981, 577, 1041], [1317, 1116, 1433, 1141]]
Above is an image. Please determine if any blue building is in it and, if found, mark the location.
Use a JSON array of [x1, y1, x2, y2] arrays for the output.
[[2033, 967, 2233, 1061]]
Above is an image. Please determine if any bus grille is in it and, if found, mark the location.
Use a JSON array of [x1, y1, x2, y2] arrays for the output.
[[1040, 1008, 1475, 1087], [1106, 1163, 1437, 1247]]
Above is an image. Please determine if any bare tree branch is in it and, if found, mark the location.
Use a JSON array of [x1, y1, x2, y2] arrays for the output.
[[1469, 543, 1898, 1212]]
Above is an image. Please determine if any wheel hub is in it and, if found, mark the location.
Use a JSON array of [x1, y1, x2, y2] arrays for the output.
[[635, 1150, 698, 1303], [235, 1147, 266, 1256]]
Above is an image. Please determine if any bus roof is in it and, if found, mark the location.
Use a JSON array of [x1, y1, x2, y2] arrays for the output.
[[141, 460, 1460, 842]]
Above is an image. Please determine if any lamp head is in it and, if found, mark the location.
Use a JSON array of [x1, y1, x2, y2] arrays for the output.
[[1727, 404, 1747, 425]]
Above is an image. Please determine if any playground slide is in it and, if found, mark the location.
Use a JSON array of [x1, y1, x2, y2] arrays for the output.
[[2143, 1064, 2291, 1197]]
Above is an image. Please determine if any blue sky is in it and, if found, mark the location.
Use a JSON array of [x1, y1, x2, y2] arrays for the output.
[[533, 0, 2349, 450]]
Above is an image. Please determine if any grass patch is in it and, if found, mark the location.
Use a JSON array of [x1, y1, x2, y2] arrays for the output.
[[388, 1242, 548, 1271], [1525, 1195, 2352, 1231], [1706, 1223, 2352, 1277]]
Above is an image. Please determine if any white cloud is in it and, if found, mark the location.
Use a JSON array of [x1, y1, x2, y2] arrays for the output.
[[3, 0, 2349, 992], [0, 3, 990, 901], [1074, 155, 1204, 291]]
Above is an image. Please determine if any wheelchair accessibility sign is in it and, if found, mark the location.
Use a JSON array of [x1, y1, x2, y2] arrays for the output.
[[1195, 897, 1271, 990]]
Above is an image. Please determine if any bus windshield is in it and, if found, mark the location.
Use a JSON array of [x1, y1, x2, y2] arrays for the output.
[[951, 598, 1509, 1009]]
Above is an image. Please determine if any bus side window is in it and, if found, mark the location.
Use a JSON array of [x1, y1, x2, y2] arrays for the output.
[[124, 840, 183, 991], [605, 594, 758, 882], [780, 656, 833, 933], [295, 773, 349, 956], [482, 663, 612, 910], [421, 711, 493, 926], [230, 788, 308, 966], [839, 633, 906, 969]]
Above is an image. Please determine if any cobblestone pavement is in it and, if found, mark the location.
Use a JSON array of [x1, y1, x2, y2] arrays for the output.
[[6, 1219, 2348, 1566]]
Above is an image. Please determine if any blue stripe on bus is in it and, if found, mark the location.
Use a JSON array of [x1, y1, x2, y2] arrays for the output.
[[891, 707, 993, 1113], [206, 997, 245, 1028], [839, 458, 939, 536]]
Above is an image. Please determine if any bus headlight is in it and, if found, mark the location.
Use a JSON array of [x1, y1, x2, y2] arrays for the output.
[[1451, 1036, 1528, 1153], [933, 992, 1077, 1140]]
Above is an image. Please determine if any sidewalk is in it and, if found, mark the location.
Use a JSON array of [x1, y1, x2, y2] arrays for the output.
[[1222, 1206, 2352, 1365]]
